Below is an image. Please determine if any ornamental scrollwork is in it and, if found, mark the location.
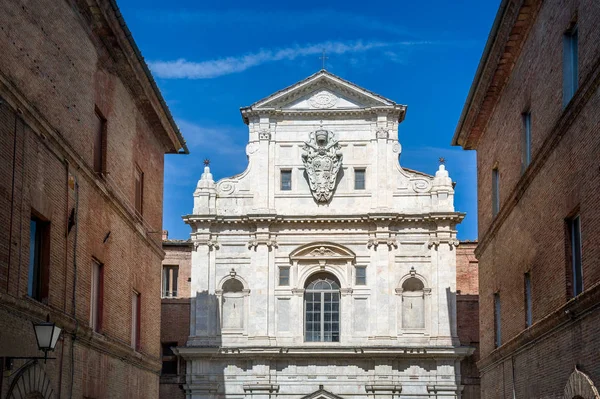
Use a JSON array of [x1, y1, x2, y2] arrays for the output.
[[301, 128, 343, 203]]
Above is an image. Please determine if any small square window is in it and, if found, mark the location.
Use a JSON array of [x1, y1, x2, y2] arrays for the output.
[[355, 266, 366, 285], [279, 267, 290, 286], [354, 169, 366, 190], [281, 170, 292, 191]]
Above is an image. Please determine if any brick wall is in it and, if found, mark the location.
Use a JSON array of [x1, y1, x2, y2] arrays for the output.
[[159, 242, 192, 399], [0, 1, 184, 398], [456, 241, 480, 399], [455, 0, 600, 396]]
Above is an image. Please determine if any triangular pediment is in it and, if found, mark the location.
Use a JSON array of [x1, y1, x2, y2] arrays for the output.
[[245, 70, 398, 111], [300, 389, 345, 399]]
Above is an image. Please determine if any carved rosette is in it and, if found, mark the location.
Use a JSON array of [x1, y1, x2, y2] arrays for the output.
[[301, 129, 343, 203]]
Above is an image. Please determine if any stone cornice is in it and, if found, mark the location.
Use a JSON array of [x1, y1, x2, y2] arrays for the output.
[[77, 0, 188, 153], [183, 212, 465, 226], [241, 107, 405, 124], [0, 292, 161, 374], [174, 345, 474, 359], [452, 0, 542, 149], [478, 281, 600, 373]]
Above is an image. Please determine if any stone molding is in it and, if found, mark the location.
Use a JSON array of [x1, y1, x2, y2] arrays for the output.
[[365, 384, 402, 393], [427, 238, 459, 250], [367, 238, 398, 250]]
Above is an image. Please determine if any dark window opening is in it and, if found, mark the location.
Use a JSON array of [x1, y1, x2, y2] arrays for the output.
[[568, 215, 583, 297], [281, 170, 292, 191], [28, 215, 50, 302], [161, 342, 178, 375], [563, 25, 579, 107], [135, 166, 144, 216], [494, 292, 501, 348], [354, 168, 366, 190], [93, 109, 107, 175]]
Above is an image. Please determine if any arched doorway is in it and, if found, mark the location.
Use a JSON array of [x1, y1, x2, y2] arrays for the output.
[[304, 273, 340, 342]]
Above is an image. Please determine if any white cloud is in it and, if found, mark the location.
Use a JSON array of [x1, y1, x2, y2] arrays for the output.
[[149, 40, 430, 79]]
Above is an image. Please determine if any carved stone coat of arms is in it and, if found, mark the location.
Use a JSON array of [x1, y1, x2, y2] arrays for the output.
[[301, 128, 343, 203]]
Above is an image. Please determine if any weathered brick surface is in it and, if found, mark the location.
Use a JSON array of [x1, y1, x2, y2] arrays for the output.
[[159, 242, 192, 399], [456, 241, 480, 399], [0, 1, 184, 398], [455, 0, 600, 396]]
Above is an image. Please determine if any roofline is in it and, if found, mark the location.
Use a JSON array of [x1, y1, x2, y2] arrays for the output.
[[451, 0, 510, 148], [240, 69, 406, 124], [106, 0, 189, 154]]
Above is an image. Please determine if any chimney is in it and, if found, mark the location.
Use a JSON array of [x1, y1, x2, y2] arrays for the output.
[[162, 230, 168, 241]]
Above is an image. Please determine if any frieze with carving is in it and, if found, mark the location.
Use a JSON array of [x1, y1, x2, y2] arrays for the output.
[[301, 128, 343, 203]]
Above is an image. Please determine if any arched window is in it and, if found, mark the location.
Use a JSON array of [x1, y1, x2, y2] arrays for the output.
[[305, 273, 340, 342], [402, 277, 425, 329], [222, 279, 244, 329]]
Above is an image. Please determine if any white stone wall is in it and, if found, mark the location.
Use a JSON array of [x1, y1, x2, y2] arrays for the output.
[[183, 71, 469, 399]]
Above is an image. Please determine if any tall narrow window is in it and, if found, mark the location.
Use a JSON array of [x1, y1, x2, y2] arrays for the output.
[[304, 274, 340, 342], [524, 272, 532, 328], [354, 168, 366, 190], [355, 266, 366, 285], [93, 109, 106, 175], [281, 170, 292, 191], [492, 168, 500, 217], [278, 267, 290, 286], [494, 292, 502, 348], [522, 112, 532, 172], [563, 25, 578, 107], [28, 216, 49, 302], [132, 291, 141, 350], [135, 166, 144, 216], [162, 266, 178, 297], [90, 259, 104, 332], [568, 215, 583, 297]]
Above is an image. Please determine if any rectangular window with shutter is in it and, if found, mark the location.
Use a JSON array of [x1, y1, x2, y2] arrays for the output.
[[90, 259, 104, 332], [492, 168, 500, 217], [281, 170, 292, 191], [93, 109, 107, 175], [522, 112, 532, 172], [132, 291, 141, 350], [524, 272, 532, 328], [494, 292, 502, 348], [28, 215, 50, 302], [354, 168, 366, 190], [135, 166, 144, 217], [563, 25, 578, 107], [278, 267, 290, 286], [355, 266, 366, 285], [567, 215, 583, 297]]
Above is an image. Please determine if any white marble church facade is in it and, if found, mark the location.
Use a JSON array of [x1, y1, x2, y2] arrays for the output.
[[178, 71, 472, 399]]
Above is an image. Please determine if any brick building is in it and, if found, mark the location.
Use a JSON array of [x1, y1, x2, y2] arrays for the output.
[[453, 0, 600, 397], [456, 241, 480, 399], [0, 0, 187, 398], [159, 237, 479, 399], [160, 233, 192, 399]]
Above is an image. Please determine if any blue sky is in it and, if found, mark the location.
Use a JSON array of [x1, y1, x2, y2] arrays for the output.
[[120, 0, 500, 241]]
